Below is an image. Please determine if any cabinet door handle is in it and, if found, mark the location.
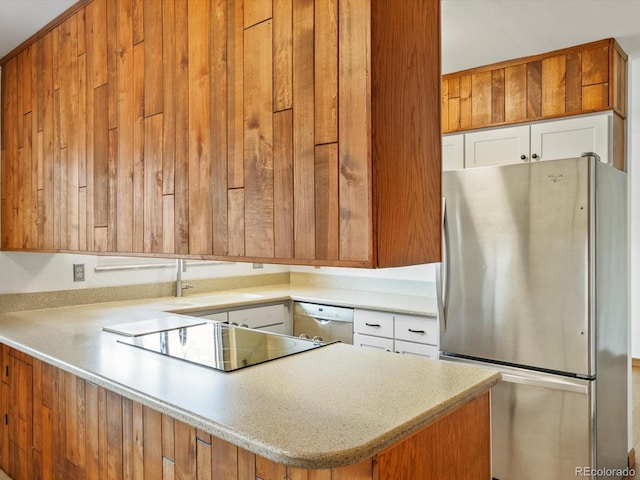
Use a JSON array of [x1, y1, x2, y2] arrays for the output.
[[365, 323, 381, 328], [520, 154, 527, 160], [408, 329, 425, 334], [532, 153, 539, 159]]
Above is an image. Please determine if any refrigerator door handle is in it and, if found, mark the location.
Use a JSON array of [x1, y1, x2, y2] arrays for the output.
[[436, 197, 449, 332], [501, 372, 590, 395]]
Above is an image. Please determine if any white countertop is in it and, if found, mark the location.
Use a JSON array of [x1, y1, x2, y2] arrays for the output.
[[0, 285, 498, 468]]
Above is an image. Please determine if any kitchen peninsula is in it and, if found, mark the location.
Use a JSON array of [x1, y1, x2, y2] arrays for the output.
[[0, 289, 499, 479]]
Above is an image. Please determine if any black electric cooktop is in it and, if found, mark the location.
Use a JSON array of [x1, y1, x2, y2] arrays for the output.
[[118, 322, 327, 372]]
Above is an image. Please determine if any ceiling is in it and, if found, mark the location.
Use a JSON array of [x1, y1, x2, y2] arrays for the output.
[[0, 0, 639, 72]]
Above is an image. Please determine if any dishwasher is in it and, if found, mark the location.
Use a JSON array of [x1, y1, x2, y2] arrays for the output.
[[293, 302, 354, 344]]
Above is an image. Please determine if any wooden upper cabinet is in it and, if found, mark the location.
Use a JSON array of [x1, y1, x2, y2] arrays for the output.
[[0, 0, 441, 268], [442, 38, 628, 134]]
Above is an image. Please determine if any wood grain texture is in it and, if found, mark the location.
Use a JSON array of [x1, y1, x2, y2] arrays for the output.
[[1, 0, 448, 267], [491, 68, 505, 124], [187, 0, 213, 255], [116, 0, 135, 252], [143, 0, 163, 116], [471, 71, 491, 127], [504, 64, 526, 123], [144, 113, 164, 253], [293, 0, 316, 260], [314, 143, 339, 260], [273, 0, 293, 111], [565, 51, 582, 113], [174, 0, 190, 254], [441, 38, 626, 134], [227, 0, 245, 190], [582, 45, 609, 85], [244, 20, 275, 258], [244, 0, 272, 28], [526, 60, 542, 119], [338, 0, 369, 262], [227, 188, 245, 257], [211, 0, 229, 256], [314, 0, 338, 144], [542, 55, 566, 117], [377, 393, 491, 480], [273, 109, 294, 258], [371, 0, 441, 266]]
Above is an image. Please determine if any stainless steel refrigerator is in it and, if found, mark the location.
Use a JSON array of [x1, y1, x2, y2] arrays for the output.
[[437, 155, 628, 480]]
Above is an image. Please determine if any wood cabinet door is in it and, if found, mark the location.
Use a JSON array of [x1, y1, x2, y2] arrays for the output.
[[442, 134, 464, 171], [530, 113, 610, 164], [464, 125, 530, 168]]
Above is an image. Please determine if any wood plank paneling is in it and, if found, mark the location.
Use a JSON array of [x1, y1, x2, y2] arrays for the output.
[[174, 0, 190, 254], [143, 114, 164, 253], [187, 0, 212, 255], [582, 45, 609, 85], [542, 55, 566, 117], [338, 0, 369, 262], [211, 0, 229, 257], [2, 0, 447, 267], [116, 0, 135, 252], [227, 189, 245, 257], [459, 75, 472, 130], [273, 0, 293, 111], [273, 109, 294, 258], [526, 60, 542, 118], [314, 143, 339, 261], [504, 64, 527, 123], [293, 0, 316, 260], [244, 0, 272, 28], [442, 39, 626, 134], [143, 406, 162, 480], [314, 0, 338, 144], [244, 20, 275, 258], [143, 0, 163, 116], [133, 41, 146, 252], [565, 51, 582, 113], [471, 71, 491, 127], [227, 0, 244, 190], [491, 69, 505, 124]]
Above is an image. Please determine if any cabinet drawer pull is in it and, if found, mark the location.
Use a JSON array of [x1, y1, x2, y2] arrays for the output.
[[408, 329, 425, 334], [365, 323, 381, 328]]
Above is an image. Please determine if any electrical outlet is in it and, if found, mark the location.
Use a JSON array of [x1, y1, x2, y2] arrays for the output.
[[252, 263, 263, 269], [73, 264, 85, 282]]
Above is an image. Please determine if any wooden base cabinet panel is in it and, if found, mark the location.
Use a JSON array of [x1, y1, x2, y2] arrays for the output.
[[0, 344, 491, 479]]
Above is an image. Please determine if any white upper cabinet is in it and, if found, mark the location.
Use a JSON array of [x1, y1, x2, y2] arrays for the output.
[[464, 125, 530, 168], [457, 113, 611, 169], [442, 134, 464, 171], [530, 113, 610, 164]]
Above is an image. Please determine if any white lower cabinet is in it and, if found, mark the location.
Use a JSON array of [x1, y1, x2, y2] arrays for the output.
[[186, 302, 290, 334], [353, 333, 394, 351], [353, 309, 438, 358], [228, 303, 286, 330]]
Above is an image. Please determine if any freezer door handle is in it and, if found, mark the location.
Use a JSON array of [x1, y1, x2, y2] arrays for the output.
[[436, 198, 449, 332], [501, 372, 589, 395]]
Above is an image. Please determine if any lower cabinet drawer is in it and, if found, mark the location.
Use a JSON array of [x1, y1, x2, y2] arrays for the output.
[[394, 340, 438, 359], [353, 310, 394, 338], [353, 333, 394, 351], [394, 315, 438, 346]]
